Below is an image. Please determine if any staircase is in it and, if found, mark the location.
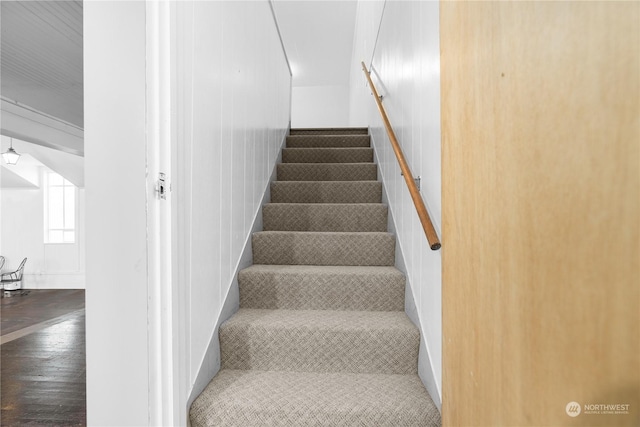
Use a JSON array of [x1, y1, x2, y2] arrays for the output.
[[190, 128, 441, 426]]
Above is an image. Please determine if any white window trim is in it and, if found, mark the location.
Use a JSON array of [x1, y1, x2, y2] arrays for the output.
[[44, 170, 77, 244]]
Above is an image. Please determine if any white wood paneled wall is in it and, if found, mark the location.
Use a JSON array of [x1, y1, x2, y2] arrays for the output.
[[85, 2, 290, 424], [172, 0, 292, 406], [350, 0, 442, 407]]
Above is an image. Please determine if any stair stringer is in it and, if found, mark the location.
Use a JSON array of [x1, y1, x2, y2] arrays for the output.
[[186, 134, 287, 415], [373, 136, 443, 411]]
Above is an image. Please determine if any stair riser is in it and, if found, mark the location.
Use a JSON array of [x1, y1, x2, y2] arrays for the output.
[[286, 135, 371, 148], [252, 232, 395, 266], [263, 204, 387, 232], [271, 181, 382, 204], [220, 324, 418, 375], [289, 128, 369, 136], [282, 148, 373, 163], [239, 270, 405, 311], [277, 163, 377, 181]]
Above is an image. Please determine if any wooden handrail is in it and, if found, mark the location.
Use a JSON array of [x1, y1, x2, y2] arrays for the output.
[[361, 61, 441, 250]]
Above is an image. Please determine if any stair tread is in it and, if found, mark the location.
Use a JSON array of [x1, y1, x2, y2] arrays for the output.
[[290, 127, 369, 131], [289, 127, 369, 135], [252, 231, 395, 266], [251, 231, 395, 266], [286, 135, 371, 148], [277, 163, 377, 181], [191, 369, 440, 427], [265, 202, 386, 207], [263, 203, 387, 232], [240, 264, 403, 277], [282, 147, 373, 163], [254, 230, 393, 235], [271, 181, 382, 203]]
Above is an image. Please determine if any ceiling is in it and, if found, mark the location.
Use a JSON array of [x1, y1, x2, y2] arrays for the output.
[[0, 0, 360, 188], [272, 0, 358, 87], [1, 1, 83, 128], [0, 0, 357, 127]]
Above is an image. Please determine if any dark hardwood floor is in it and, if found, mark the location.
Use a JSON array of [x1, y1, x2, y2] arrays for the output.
[[1, 289, 85, 335], [1, 290, 86, 426]]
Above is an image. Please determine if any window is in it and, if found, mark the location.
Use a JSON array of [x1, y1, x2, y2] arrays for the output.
[[45, 171, 76, 243]]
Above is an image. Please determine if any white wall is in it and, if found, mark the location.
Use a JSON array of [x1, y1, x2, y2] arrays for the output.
[[348, 0, 385, 127], [172, 1, 291, 417], [0, 166, 85, 290], [84, 2, 150, 425], [292, 85, 349, 128], [85, 1, 291, 425], [349, 0, 442, 408]]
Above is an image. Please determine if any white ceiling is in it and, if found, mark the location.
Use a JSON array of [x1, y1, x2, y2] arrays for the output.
[[0, 0, 359, 187], [1, 1, 83, 128], [0, 0, 357, 130], [272, 0, 358, 87]]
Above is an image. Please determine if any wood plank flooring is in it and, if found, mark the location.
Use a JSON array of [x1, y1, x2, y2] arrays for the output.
[[1, 289, 85, 335], [1, 290, 86, 426]]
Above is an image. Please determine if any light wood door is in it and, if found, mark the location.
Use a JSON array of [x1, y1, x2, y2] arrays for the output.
[[441, 2, 639, 426]]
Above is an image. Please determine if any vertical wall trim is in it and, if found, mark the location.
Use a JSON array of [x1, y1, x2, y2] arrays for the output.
[[145, 1, 176, 424]]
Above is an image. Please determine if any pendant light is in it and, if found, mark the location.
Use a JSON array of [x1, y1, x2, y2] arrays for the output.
[[2, 138, 21, 165]]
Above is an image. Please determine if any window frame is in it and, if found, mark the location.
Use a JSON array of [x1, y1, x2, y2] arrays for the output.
[[44, 170, 77, 244]]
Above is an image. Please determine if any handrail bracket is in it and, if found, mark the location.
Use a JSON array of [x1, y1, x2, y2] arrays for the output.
[[401, 172, 421, 192]]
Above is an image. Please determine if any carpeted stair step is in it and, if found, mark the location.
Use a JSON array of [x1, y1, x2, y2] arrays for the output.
[[263, 203, 387, 232], [252, 231, 395, 266], [239, 265, 405, 311], [270, 181, 382, 204], [286, 134, 371, 148], [220, 309, 419, 374], [277, 163, 377, 181], [282, 147, 373, 163], [289, 127, 369, 136], [190, 369, 441, 427]]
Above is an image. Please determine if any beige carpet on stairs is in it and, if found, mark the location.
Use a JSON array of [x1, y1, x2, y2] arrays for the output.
[[190, 128, 441, 427]]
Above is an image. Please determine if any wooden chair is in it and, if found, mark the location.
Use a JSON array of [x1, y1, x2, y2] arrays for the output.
[[1, 258, 27, 291]]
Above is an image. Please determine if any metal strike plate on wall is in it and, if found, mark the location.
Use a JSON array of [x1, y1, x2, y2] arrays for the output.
[[156, 172, 168, 200]]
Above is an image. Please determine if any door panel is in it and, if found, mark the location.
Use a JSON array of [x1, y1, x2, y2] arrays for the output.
[[441, 2, 639, 426]]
